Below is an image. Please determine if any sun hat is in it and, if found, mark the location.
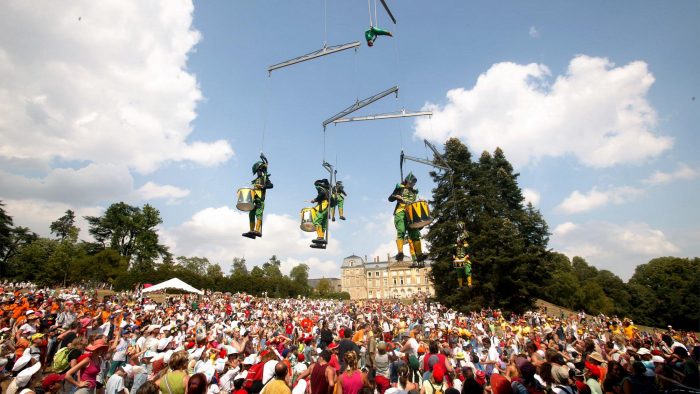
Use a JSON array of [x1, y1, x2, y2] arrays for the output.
[[636, 348, 650, 356], [589, 351, 605, 363], [31, 333, 44, 341]]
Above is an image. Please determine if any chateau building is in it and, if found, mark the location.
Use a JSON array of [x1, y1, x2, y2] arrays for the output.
[[340, 254, 434, 299]]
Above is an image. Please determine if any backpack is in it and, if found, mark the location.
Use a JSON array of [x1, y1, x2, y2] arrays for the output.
[[52, 347, 71, 372], [429, 381, 444, 394], [243, 362, 265, 391]]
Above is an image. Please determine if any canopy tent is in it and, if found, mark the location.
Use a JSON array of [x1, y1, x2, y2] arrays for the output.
[[141, 278, 203, 295]]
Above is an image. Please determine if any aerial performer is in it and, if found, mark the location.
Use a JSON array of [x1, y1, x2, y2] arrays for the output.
[[310, 179, 330, 249], [242, 154, 273, 239], [330, 181, 347, 221], [388, 172, 426, 264], [365, 26, 393, 47], [453, 222, 473, 288]]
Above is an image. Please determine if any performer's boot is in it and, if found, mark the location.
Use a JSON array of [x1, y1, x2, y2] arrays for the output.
[[395, 239, 404, 261], [331, 207, 336, 222], [252, 218, 263, 237], [312, 226, 326, 243], [242, 220, 256, 238], [458, 277, 463, 288], [414, 240, 427, 263], [408, 240, 417, 262], [339, 208, 346, 221], [467, 275, 472, 288]]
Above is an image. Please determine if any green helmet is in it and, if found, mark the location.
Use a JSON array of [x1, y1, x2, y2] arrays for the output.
[[404, 172, 417, 186], [252, 161, 267, 174]]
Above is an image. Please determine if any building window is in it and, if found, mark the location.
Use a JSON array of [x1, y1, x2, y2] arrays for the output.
[[383, 279, 387, 286], [393, 278, 397, 285], [417, 276, 421, 284], [369, 290, 373, 295], [400, 278, 404, 285], [375, 272, 379, 277], [368, 272, 372, 278]]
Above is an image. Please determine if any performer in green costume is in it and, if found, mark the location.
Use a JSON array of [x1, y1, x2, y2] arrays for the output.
[[365, 26, 393, 47], [242, 154, 273, 239], [330, 181, 347, 222], [388, 172, 426, 263], [310, 179, 330, 248], [453, 221, 472, 288]]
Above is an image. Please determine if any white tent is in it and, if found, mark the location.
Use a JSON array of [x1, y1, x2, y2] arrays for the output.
[[142, 278, 203, 295]]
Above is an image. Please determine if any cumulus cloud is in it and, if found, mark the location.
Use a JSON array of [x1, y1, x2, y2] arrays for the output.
[[529, 26, 540, 38], [159, 206, 343, 277], [0, 164, 133, 206], [415, 55, 672, 168], [2, 199, 102, 239], [643, 163, 698, 185], [556, 186, 643, 214], [136, 182, 190, 204], [522, 188, 541, 206], [0, 0, 233, 174], [550, 220, 679, 279]]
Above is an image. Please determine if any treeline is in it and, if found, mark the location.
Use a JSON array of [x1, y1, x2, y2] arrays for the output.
[[427, 138, 699, 330], [541, 253, 699, 330], [0, 202, 349, 300]]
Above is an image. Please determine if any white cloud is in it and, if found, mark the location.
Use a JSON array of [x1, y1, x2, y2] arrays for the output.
[[551, 220, 680, 279], [159, 206, 343, 277], [0, 0, 233, 174], [415, 55, 672, 168], [529, 26, 540, 38], [0, 164, 133, 206], [136, 182, 190, 204], [556, 186, 643, 214], [643, 163, 698, 185], [553, 221, 577, 237], [522, 188, 541, 206], [2, 199, 102, 239]]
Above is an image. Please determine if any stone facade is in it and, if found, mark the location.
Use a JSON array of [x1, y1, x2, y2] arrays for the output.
[[340, 255, 434, 299]]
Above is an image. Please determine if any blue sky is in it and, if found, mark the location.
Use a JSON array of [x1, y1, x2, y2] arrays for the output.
[[0, 0, 698, 280]]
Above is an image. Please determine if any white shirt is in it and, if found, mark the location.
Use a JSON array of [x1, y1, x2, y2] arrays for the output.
[[106, 374, 126, 394], [405, 337, 419, 357]]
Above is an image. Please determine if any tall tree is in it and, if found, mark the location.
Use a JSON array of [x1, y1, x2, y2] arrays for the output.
[[262, 255, 283, 279], [50, 210, 79, 242], [426, 139, 551, 312], [290, 264, 310, 286], [85, 202, 169, 267], [230, 257, 248, 277]]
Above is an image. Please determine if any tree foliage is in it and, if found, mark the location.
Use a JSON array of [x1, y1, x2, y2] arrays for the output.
[[427, 139, 550, 312]]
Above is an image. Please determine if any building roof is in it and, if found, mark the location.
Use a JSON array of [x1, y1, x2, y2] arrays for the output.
[[342, 254, 433, 270], [341, 255, 365, 268]]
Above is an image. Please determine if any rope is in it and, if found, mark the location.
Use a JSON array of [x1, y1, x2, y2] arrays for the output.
[[374, 0, 378, 28], [367, 0, 373, 26], [323, 0, 327, 46], [260, 73, 270, 153]]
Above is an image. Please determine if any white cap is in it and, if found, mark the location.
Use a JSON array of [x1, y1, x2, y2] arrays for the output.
[[163, 350, 174, 364], [234, 371, 248, 381], [12, 353, 32, 372], [637, 348, 650, 355], [652, 355, 665, 363], [15, 361, 41, 388], [243, 355, 255, 365], [123, 364, 133, 376], [157, 337, 172, 351]]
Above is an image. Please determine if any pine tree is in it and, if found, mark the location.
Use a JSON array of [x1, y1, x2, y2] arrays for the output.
[[427, 139, 551, 312]]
